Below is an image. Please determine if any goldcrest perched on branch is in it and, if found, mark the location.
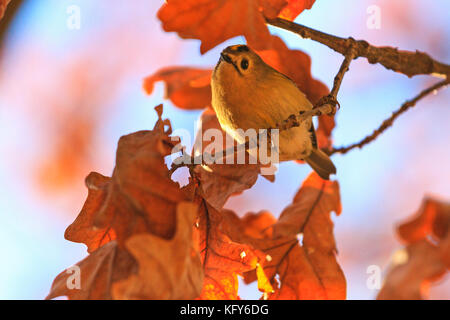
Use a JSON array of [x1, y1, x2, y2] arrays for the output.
[[211, 45, 336, 180]]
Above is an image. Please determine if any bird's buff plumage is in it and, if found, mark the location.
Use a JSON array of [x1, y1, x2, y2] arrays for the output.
[[211, 45, 336, 180]]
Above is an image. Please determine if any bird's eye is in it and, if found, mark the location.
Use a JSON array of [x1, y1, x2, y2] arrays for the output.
[[240, 59, 249, 70]]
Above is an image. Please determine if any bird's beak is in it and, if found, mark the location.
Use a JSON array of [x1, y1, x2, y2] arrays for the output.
[[220, 52, 233, 64], [219, 50, 241, 75]]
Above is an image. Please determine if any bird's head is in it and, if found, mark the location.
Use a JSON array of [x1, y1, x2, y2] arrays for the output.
[[213, 44, 268, 85]]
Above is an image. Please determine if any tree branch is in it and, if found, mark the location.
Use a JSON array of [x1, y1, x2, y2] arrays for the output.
[[330, 79, 449, 155], [275, 43, 357, 132], [266, 17, 450, 79]]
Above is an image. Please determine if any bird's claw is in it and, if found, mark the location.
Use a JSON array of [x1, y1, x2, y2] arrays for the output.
[[316, 95, 340, 115]]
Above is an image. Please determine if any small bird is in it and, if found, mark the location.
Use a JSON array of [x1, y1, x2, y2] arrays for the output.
[[211, 44, 336, 180]]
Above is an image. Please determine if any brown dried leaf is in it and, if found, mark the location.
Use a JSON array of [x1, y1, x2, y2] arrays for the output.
[[112, 202, 204, 299], [144, 67, 212, 110], [65, 106, 188, 250], [192, 109, 262, 210], [64, 172, 116, 253], [46, 241, 137, 300]]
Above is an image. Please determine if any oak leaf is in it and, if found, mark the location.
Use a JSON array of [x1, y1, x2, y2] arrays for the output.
[[46, 241, 137, 300], [65, 105, 187, 250], [158, 0, 317, 54], [144, 67, 212, 110], [232, 173, 345, 299], [0, 0, 11, 20], [197, 201, 265, 299], [377, 240, 447, 300], [158, 0, 272, 54], [192, 109, 263, 210], [397, 197, 450, 243], [278, 0, 316, 21], [64, 172, 116, 253], [378, 197, 450, 299], [272, 169, 341, 238], [112, 202, 204, 299]]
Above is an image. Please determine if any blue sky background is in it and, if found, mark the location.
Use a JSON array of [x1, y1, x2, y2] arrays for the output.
[[0, 0, 449, 299]]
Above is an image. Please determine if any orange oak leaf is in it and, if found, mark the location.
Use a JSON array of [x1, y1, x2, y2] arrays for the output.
[[158, 0, 316, 54], [197, 201, 265, 299], [231, 172, 345, 299], [192, 108, 264, 210], [0, 0, 11, 20], [240, 211, 276, 239], [158, 0, 275, 54], [397, 197, 450, 243], [112, 202, 204, 299], [46, 241, 137, 300], [378, 197, 450, 299], [377, 240, 447, 300], [278, 0, 316, 21], [144, 67, 212, 110], [272, 170, 341, 238], [65, 106, 188, 250], [264, 174, 343, 299]]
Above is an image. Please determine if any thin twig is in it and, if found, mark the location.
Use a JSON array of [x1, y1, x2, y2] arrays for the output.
[[275, 43, 357, 132], [168, 140, 253, 176], [266, 17, 450, 79], [330, 79, 449, 155]]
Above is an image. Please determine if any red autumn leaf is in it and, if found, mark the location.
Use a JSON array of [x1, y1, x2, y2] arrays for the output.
[[378, 197, 450, 300], [157, 0, 317, 54], [278, 0, 316, 21], [144, 67, 212, 110], [0, 0, 11, 20], [158, 0, 274, 54], [47, 241, 137, 300], [112, 202, 204, 299], [225, 172, 345, 299], [197, 200, 265, 299], [397, 197, 450, 243]]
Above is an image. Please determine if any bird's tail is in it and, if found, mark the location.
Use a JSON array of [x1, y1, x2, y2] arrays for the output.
[[305, 149, 337, 180]]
